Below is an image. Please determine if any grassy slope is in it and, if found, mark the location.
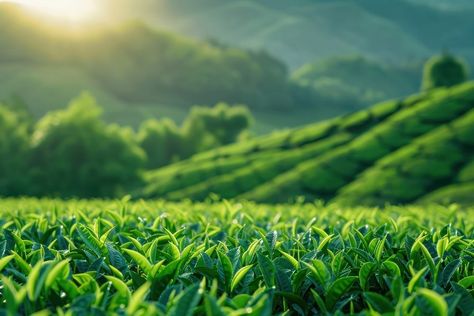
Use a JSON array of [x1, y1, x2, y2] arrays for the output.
[[334, 107, 474, 205], [142, 82, 474, 205]]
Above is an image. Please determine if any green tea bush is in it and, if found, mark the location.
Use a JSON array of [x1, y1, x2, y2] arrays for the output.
[[243, 82, 474, 203], [336, 110, 474, 205], [457, 161, 474, 182], [161, 134, 353, 201], [421, 183, 474, 205], [143, 89, 403, 201], [0, 199, 472, 315], [288, 120, 336, 146], [369, 100, 401, 120]]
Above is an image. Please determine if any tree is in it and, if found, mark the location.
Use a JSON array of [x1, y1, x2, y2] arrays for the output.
[[0, 104, 30, 196], [137, 103, 253, 169], [182, 103, 253, 155], [29, 93, 146, 198], [138, 118, 183, 169], [422, 54, 469, 90]]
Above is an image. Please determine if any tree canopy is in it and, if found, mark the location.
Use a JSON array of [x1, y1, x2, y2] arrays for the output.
[[138, 103, 253, 168], [29, 94, 146, 197], [422, 54, 469, 90], [0, 104, 30, 195]]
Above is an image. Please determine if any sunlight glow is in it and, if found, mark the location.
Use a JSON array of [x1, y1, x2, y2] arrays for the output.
[[4, 0, 101, 23]]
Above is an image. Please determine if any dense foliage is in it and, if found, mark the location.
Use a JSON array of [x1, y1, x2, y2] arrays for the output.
[[335, 108, 474, 205], [138, 103, 252, 169], [0, 105, 30, 196], [143, 82, 474, 205], [422, 54, 469, 90], [138, 119, 183, 170], [0, 93, 252, 198], [0, 199, 472, 315], [29, 94, 146, 198]]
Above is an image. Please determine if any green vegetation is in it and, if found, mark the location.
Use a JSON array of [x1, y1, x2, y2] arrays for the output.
[[335, 108, 474, 205], [422, 54, 470, 90], [0, 199, 472, 315], [0, 4, 302, 125], [125, 0, 474, 69], [292, 55, 421, 109], [3, 75, 472, 205], [1, 3, 472, 315], [420, 183, 474, 205], [0, 104, 30, 196], [138, 103, 253, 169], [143, 82, 474, 205], [5, 2, 474, 133], [28, 95, 146, 198], [0, 94, 253, 198]]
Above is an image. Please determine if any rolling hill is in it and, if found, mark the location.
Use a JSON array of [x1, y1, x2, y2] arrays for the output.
[[141, 81, 474, 205], [291, 56, 422, 109], [1, 2, 437, 134], [2, 1, 473, 133], [0, 3, 310, 131], [111, 0, 474, 69]]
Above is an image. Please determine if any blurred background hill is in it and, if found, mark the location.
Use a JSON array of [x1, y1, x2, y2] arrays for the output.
[[1, 0, 473, 133], [106, 0, 474, 69]]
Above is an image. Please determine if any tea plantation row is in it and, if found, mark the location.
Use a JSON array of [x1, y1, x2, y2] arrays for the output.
[[142, 82, 474, 205], [0, 199, 472, 315]]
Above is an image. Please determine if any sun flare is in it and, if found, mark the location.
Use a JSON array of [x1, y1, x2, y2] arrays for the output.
[[5, 0, 100, 23]]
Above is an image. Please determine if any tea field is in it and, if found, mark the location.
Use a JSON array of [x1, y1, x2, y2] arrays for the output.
[[0, 199, 473, 315], [142, 82, 474, 206]]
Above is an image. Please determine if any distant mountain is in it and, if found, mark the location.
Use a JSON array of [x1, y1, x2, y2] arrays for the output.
[[2, 1, 473, 133], [1, 2, 435, 133], [109, 0, 474, 69], [0, 3, 311, 131], [292, 55, 422, 110], [141, 82, 474, 206], [408, 0, 474, 10]]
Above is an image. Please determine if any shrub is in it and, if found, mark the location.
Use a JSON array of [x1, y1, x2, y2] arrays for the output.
[[137, 118, 183, 169], [422, 54, 469, 90], [182, 103, 253, 155], [29, 93, 146, 198], [0, 105, 30, 195]]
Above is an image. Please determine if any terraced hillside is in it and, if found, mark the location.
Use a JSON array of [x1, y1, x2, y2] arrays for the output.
[[142, 82, 474, 205]]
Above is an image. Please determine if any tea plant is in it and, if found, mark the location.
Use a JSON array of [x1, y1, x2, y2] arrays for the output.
[[0, 199, 472, 315]]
